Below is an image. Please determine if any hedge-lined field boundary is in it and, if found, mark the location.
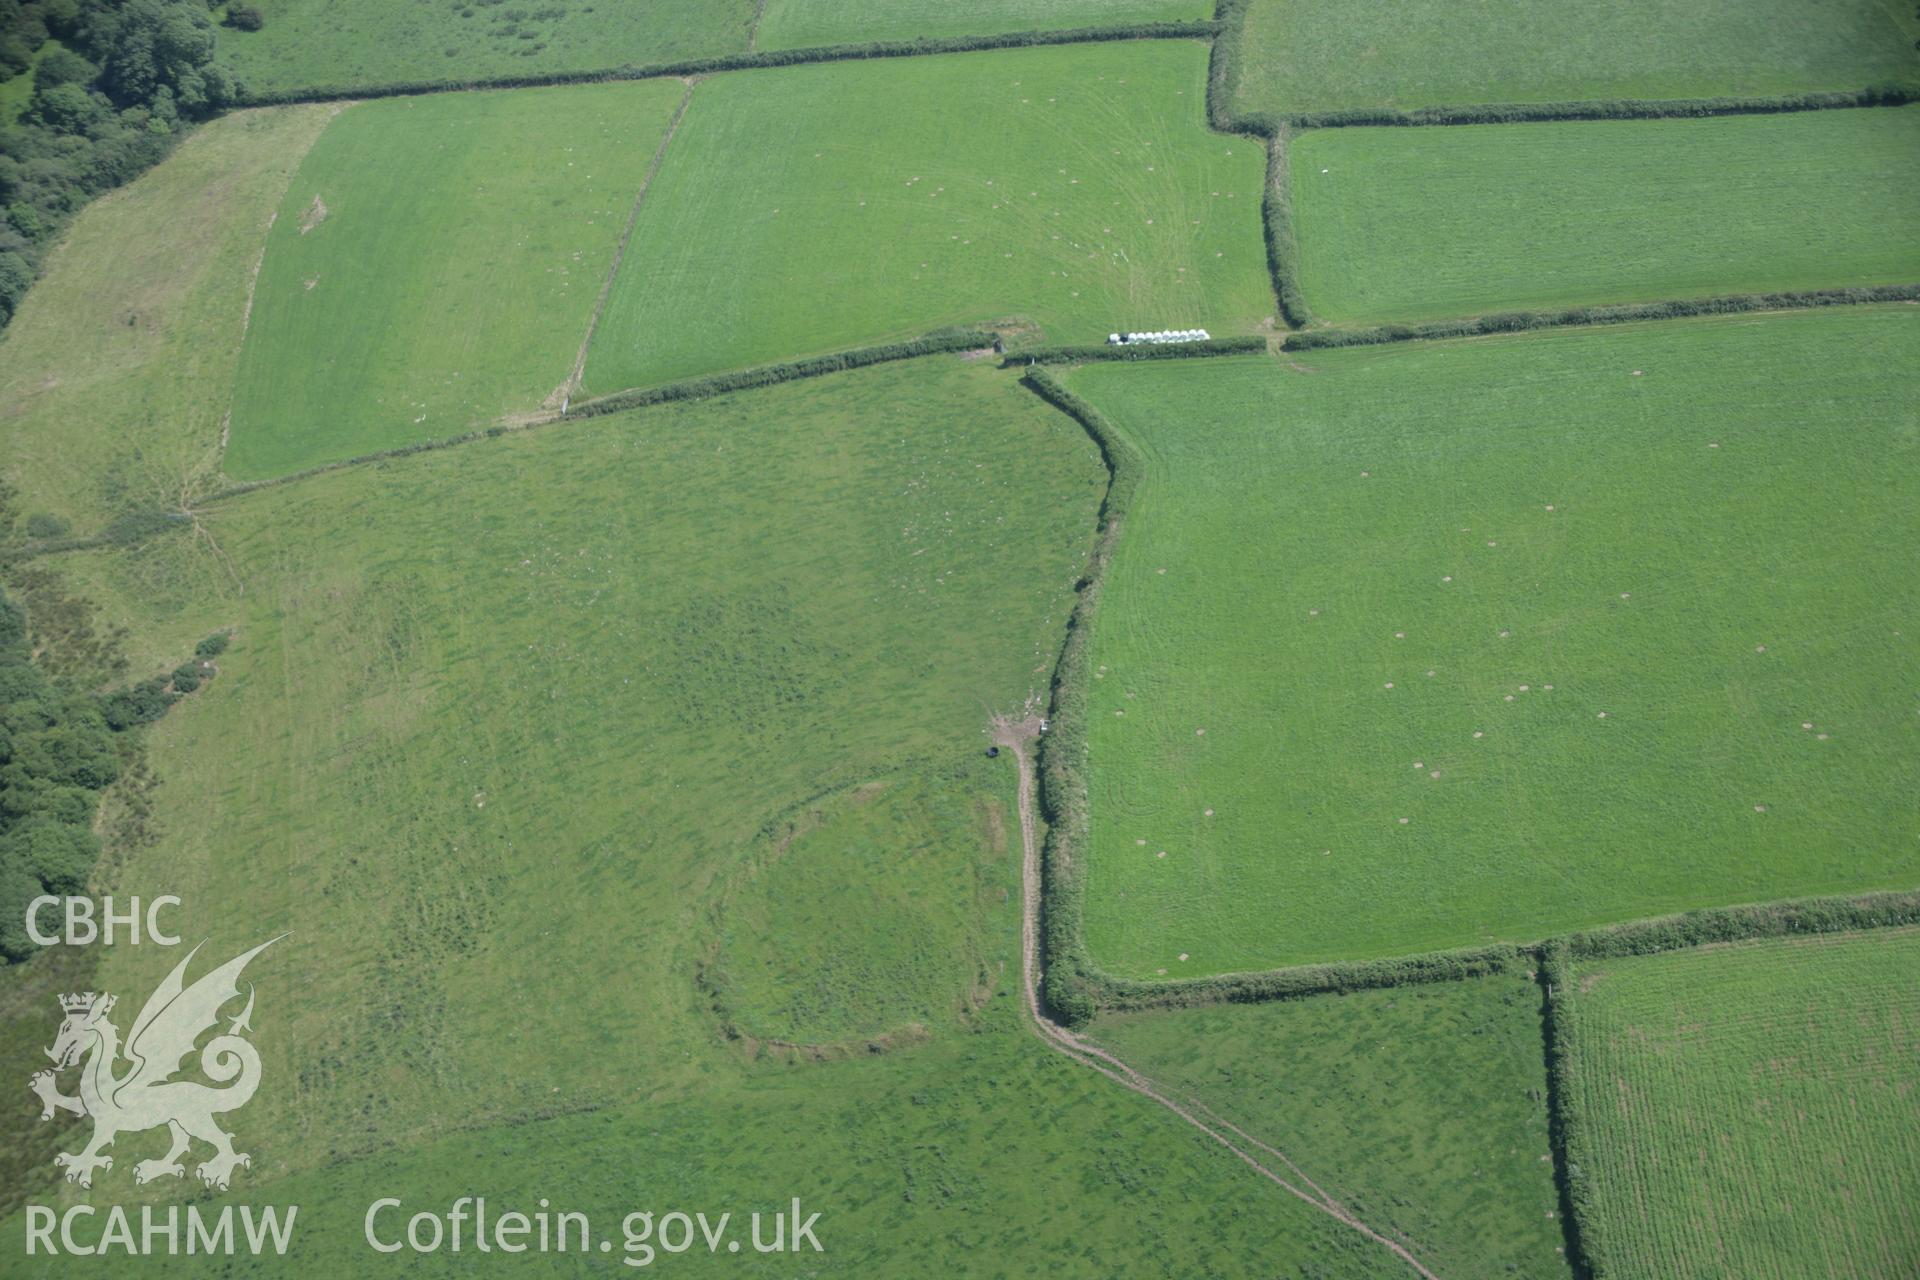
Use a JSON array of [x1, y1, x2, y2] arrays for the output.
[[1016, 368, 1142, 1027], [1017, 354, 1920, 1029], [1242, 84, 1919, 136], [1001, 335, 1265, 366], [1280, 286, 1920, 351], [194, 328, 998, 506], [1561, 888, 1920, 960], [1539, 944, 1605, 1279], [230, 22, 1221, 107], [1537, 889, 1920, 1279]]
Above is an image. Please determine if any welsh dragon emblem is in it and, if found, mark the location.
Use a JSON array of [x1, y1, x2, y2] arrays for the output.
[[28, 937, 281, 1190]]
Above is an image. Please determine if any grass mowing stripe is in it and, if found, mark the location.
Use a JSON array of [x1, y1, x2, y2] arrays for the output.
[[1569, 930, 1920, 1279], [584, 41, 1272, 391], [0, 106, 337, 535], [1288, 106, 1920, 325], [224, 80, 687, 480], [567, 80, 698, 401], [1060, 307, 1920, 977]]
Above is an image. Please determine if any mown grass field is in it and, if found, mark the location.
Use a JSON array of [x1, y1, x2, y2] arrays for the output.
[[225, 81, 685, 479], [0, 106, 334, 533], [1099, 968, 1569, 1279], [584, 41, 1270, 392], [1227, 0, 1920, 115], [1061, 307, 1920, 976], [1288, 107, 1920, 325], [754, 0, 1210, 49], [215, 0, 755, 95], [1568, 929, 1920, 1279]]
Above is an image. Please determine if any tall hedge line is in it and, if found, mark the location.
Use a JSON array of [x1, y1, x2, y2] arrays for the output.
[[1016, 369, 1142, 1027], [1258, 126, 1313, 328], [1539, 943, 1607, 1279], [1280, 83, 1919, 131], [199, 330, 999, 507], [1281, 285, 1920, 351], [230, 23, 1220, 107], [1202, 1, 1308, 330], [567, 328, 998, 419], [1002, 335, 1265, 366], [1092, 943, 1527, 1012], [1562, 888, 1920, 960]]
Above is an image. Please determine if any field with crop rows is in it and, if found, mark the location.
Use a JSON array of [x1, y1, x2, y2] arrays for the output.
[[1568, 929, 1920, 1279], [1226, 0, 1920, 115], [214, 0, 756, 95], [1061, 307, 1920, 976], [1287, 107, 1920, 325], [224, 82, 685, 478], [754, 0, 1209, 49], [584, 41, 1270, 391], [1099, 968, 1568, 1278]]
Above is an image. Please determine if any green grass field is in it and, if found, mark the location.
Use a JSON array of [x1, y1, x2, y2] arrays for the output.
[[707, 764, 1008, 1046], [584, 41, 1271, 392], [1061, 307, 1920, 977], [1568, 929, 1920, 1279], [224, 81, 686, 479], [1288, 107, 1920, 325], [754, 0, 1210, 49], [0, 346, 1412, 1277], [215, 0, 755, 95], [1099, 969, 1569, 1279], [3, 998, 1412, 1277], [1227, 0, 1920, 115], [0, 106, 334, 534], [41, 355, 1102, 1187]]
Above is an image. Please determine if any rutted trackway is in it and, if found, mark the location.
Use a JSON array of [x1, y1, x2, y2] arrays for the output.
[[991, 714, 1442, 1280]]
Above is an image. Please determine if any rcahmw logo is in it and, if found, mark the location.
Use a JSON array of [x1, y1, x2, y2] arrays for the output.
[[30, 936, 282, 1190]]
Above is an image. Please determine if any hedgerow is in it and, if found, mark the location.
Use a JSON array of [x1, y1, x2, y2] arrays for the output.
[[1281, 285, 1920, 351], [1281, 84, 1919, 131], [1016, 368, 1141, 1027], [1001, 335, 1265, 366], [567, 328, 998, 420], [1091, 943, 1526, 1012], [1562, 888, 1920, 960], [1539, 943, 1608, 1279], [229, 23, 1222, 107], [197, 330, 1001, 506]]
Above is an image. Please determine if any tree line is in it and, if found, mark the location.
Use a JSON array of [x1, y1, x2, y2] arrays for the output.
[[0, 582, 222, 960], [0, 0, 249, 328]]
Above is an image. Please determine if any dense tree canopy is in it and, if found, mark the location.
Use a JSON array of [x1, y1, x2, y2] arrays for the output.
[[0, 0, 238, 327]]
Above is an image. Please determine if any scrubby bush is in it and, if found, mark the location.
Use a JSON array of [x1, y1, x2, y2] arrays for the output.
[[194, 630, 228, 658], [0, 582, 208, 961], [225, 5, 263, 32]]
